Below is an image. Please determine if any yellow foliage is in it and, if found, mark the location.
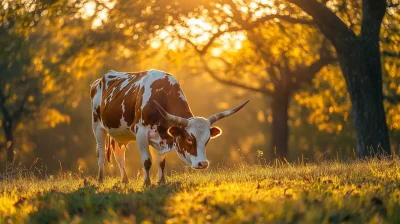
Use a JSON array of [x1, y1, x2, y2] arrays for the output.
[[387, 104, 400, 130], [42, 108, 71, 128], [295, 65, 350, 133]]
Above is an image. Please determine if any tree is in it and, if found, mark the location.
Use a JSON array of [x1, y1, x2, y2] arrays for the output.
[[0, 0, 83, 163], [285, 0, 391, 157]]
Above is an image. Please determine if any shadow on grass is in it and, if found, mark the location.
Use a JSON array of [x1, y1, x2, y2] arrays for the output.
[[27, 181, 184, 223]]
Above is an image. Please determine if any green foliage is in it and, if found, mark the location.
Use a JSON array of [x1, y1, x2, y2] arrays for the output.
[[2, 159, 400, 223]]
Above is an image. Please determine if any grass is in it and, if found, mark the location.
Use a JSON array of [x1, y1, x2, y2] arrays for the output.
[[1, 159, 400, 223]]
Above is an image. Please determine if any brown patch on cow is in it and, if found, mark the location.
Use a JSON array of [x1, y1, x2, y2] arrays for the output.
[[190, 134, 197, 151], [93, 112, 99, 122], [107, 136, 114, 163], [157, 125, 174, 149], [122, 85, 137, 126], [101, 75, 130, 128], [144, 158, 152, 171], [90, 86, 97, 99], [95, 106, 101, 120], [93, 105, 101, 122], [90, 78, 101, 99], [141, 77, 169, 127], [176, 131, 197, 156]]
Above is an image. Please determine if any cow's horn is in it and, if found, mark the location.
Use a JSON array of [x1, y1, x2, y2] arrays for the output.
[[153, 100, 189, 127], [208, 100, 250, 125]]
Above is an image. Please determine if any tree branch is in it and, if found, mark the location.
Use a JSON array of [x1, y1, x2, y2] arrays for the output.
[[288, 0, 356, 48], [171, 26, 239, 55], [246, 14, 314, 29], [382, 51, 400, 58], [384, 95, 400, 104], [200, 56, 272, 95], [14, 91, 30, 122], [360, 0, 387, 40], [0, 91, 12, 123]]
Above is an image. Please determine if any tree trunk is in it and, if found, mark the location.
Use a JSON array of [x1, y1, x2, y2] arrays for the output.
[[271, 89, 290, 159], [336, 40, 390, 157], [5, 126, 14, 164]]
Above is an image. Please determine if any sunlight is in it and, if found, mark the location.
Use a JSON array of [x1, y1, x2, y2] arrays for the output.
[[149, 0, 281, 53], [151, 16, 247, 55], [82, 2, 96, 17], [79, 0, 116, 29]]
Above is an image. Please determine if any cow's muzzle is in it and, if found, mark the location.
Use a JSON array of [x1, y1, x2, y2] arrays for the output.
[[194, 161, 209, 169]]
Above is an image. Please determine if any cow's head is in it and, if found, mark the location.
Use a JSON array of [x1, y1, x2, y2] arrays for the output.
[[154, 100, 249, 169]]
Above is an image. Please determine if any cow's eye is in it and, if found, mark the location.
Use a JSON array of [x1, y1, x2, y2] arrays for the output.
[[186, 137, 193, 144]]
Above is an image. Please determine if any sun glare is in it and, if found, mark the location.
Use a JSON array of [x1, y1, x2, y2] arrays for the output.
[[148, 0, 280, 53], [79, 0, 116, 29], [151, 16, 246, 55]]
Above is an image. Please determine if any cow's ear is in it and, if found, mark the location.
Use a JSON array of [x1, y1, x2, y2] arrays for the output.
[[168, 126, 183, 137], [210, 126, 222, 139]]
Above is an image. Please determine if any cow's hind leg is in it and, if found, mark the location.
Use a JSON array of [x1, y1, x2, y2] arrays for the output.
[[113, 142, 128, 183], [157, 154, 166, 185], [94, 123, 106, 183], [136, 127, 152, 187]]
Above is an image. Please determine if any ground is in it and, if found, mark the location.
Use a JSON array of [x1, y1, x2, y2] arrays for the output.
[[1, 159, 400, 223]]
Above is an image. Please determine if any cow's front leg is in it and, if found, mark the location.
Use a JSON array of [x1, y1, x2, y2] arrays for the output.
[[157, 154, 166, 185], [137, 128, 152, 187], [113, 142, 128, 183]]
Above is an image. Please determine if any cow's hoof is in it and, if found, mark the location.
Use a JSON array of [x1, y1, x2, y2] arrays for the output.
[[158, 178, 166, 185], [97, 174, 104, 184], [97, 171, 104, 184], [121, 176, 129, 184], [143, 179, 151, 187]]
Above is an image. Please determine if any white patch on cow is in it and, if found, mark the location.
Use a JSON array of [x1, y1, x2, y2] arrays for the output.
[[109, 86, 116, 99], [118, 101, 129, 130], [124, 78, 139, 96], [140, 69, 167, 109], [104, 70, 127, 89], [168, 75, 178, 85], [92, 83, 101, 114], [184, 118, 211, 167], [148, 125, 175, 154], [120, 75, 136, 91], [178, 90, 187, 101]]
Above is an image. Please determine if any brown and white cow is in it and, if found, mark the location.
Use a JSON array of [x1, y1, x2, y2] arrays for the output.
[[90, 69, 248, 185]]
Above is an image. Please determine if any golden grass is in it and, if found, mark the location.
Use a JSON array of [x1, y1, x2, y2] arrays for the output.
[[1, 159, 400, 223]]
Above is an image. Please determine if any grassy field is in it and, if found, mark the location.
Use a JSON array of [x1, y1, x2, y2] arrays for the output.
[[1, 159, 400, 223]]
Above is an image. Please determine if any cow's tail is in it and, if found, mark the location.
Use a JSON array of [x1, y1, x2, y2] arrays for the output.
[[106, 135, 113, 163]]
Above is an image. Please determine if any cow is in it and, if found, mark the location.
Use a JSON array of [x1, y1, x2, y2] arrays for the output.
[[90, 69, 249, 186]]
